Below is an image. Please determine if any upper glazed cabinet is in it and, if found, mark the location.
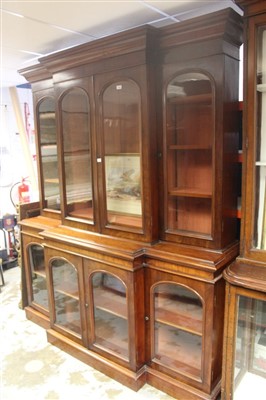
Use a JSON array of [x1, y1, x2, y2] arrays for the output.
[[221, 2, 266, 400], [37, 95, 59, 211], [238, 0, 266, 261], [21, 28, 158, 242], [159, 9, 243, 249]]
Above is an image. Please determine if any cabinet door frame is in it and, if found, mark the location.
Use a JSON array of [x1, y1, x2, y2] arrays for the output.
[[34, 86, 61, 219], [160, 54, 240, 249], [222, 283, 266, 400], [94, 65, 158, 242], [22, 235, 49, 316], [145, 266, 222, 393], [84, 258, 145, 371], [55, 77, 100, 232], [45, 247, 87, 346]]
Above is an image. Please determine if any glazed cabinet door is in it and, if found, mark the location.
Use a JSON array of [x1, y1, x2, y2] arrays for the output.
[[241, 12, 266, 261], [94, 66, 157, 242], [222, 284, 266, 400], [161, 54, 240, 249], [145, 267, 223, 395], [84, 259, 145, 371], [23, 235, 49, 317], [45, 248, 86, 345], [165, 72, 214, 241], [34, 88, 61, 214], [56, 78, 97, 229]]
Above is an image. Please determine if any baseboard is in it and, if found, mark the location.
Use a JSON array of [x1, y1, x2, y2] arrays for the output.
[[25, 306, 50, 329], [46, 328, 147, 391], [146, 366, 221, 400]]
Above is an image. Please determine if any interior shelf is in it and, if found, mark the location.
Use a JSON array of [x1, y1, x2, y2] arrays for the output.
[[169, 187, 212, 198], [156, 308, 202, 336], [257, 83, 266, 92], [167, 93, 212, 105], [169, 145, 212, 150], [94, 287, 127, 319], [33, 269, 46, 278], [54, 288, 79, 300]]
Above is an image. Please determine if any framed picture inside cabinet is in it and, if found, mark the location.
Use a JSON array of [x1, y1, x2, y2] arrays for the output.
[[104, 154, 142, 216]]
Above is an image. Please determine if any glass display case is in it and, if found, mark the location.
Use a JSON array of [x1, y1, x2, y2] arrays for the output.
[[222, 2, 266, 399], [165, 72, 213, 237], [61, 88, 93, 222], [91, 272, 129, 360], [222, 264, 266, 400], [38, 97, 59, 211], [254, 24, 266, 250], [234, 295, 266, 399], [152, 282, 203, 379], [27, 243, 48, 310], [102, 79, 142, 230], [50, 257, 82, 338]]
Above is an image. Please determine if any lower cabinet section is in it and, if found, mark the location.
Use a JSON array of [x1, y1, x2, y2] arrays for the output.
[[144, 266, 225, 400], [20, 221, 238, 399]]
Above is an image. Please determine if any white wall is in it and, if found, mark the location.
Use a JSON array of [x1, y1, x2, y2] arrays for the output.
[[0, 87, 39, 218]]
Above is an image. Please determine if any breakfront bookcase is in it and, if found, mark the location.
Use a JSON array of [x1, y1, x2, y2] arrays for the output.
[[19, 8, 242, 400], [221, 1, 266, 400]]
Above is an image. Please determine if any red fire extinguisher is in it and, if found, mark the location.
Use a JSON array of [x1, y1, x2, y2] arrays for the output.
[[18, 177, 30, 203]]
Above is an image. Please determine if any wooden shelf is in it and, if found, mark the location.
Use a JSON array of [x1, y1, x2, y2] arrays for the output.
[[169, 145, 212, 150], [94, 336, 129, 360], [169, 187, 212, 198], [94, 287, 127, 319], [167, 93, 212, 105], [33, 269, 46, 278], [257, 83, 266, 92], [154, 353, 201, 378], [54, 288, 79, 300], [255, 161, 266, 166], [156, 308, 202, 336]]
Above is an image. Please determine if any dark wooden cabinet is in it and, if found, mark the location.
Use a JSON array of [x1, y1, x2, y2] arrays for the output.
[[158, 9, 243, 249], [19, 8, 242, 400], [221, 1, 266, 399]]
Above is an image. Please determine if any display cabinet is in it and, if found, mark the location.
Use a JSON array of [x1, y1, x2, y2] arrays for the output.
[[21, 27, 159, 242], [19, 8, 242, 400], [38, 94, 59, 211], [21, 215, 60, 328], [159, 8, 243, 249], [144, 241, 235, 400], [84, 258, 145, 372], [59, 82, 94, 223], [26, 241, 47, 311], [24, 67, 62, 217], [222, 264, 266, 400], [222, 1, 266, 399], [46, 249, 85, 344], [165, 72, 213, 239]]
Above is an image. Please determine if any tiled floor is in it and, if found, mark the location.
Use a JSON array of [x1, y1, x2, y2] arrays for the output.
[[1, 266, 175, 400]]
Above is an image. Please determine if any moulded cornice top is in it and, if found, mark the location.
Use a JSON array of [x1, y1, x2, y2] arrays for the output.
[[18, 63, 52, 84], [159, 8, 243, 49], [37, 25, 159, 75], [235, 0, 266, 15]]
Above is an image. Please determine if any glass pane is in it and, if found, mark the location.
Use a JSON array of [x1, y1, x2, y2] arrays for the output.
[[153, 283, 203, 379], [103, 81, 142, 229], [92, 272, 128, 360], [166, 72, 213, 236], [233, 295, 266, 399], [28, 244, 48, 309], [254, 26, 266, 249], [51, 258, 81, 336], [62, 88, 93, 221], [39, 98, 60, 210]]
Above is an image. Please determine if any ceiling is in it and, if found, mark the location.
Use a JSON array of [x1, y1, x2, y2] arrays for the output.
[[1, 0, 242, 88]]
